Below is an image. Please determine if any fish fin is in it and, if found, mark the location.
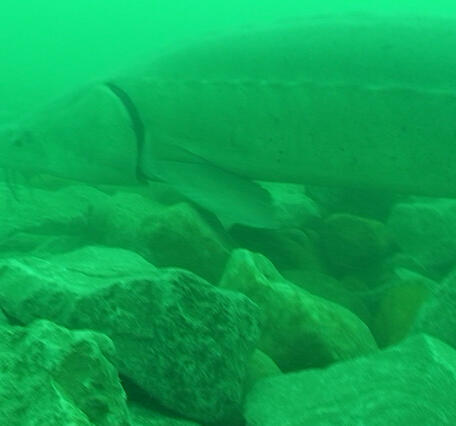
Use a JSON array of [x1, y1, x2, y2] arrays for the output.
[[144, 159, 280, 229]]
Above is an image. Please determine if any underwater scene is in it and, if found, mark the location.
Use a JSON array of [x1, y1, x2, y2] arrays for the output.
[[1, 1, 456, 424]]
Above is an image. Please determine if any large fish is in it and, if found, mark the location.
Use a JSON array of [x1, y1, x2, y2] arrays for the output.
[[1, 13, 456, 227]]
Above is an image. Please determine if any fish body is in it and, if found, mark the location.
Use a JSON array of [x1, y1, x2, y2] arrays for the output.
[[2, 13, 456, 226], [116, 13, 456, 196]]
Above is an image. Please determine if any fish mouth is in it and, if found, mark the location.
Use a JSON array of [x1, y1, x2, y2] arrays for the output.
[[104, 82, 147, 183]]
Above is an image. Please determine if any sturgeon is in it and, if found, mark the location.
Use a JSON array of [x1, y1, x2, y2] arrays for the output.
[[1, 13, 456, 227]]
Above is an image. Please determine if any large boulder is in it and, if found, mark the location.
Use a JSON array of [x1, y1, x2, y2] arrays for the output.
[[0, 246, 260, 424], [245, 334, 456, 425], [387, 198, 456, 276], [219, 249, 377, 372], [319, 213, 391, 274], [412, 270, 456, 349], [0, 319, 129, 426]]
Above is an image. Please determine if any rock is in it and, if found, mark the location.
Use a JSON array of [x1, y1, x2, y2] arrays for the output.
[[229, 225, 324, 273], [319, 213, 391, 274], [283, 269, 371, 327], [257, 181, 321, 228], [244, 350, 282, 393], [387, 198, 456, 276], [0, 319, 129, 426], [128, 402, 200, 426], [305, 185, 400, 221], [219, 249, 377, 372], [87, 190, 166, 250], [0, 246, 260, 424], [245, 334, 456, 425], [140, 202, 233, 284], [373, 269, 433, 347], [0, 183, 108, 255], [0, 308, 8, 324], [412, 270, 456, 349], [0, 246, 157, 324]]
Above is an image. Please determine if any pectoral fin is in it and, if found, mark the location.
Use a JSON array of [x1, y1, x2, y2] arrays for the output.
[[144, 159, 279, 229]]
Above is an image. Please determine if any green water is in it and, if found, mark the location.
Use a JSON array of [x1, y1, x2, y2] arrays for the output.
[[1, 0, 456, 121], [1, 2, 456, 425]]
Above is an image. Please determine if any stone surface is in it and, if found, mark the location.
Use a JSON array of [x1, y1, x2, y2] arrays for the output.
[[245, 334, 456, 425], [0, 308, 7, 324], [244, 349, 282, 393], [319, 213, 391, 273], [388, 198, 456, 275], [283, 268, 371, 327], [306, 185, 400, 221], [0, 319, 129, 426], [219, 249, 377, 372], [257, 181, 321, 228], [0, 246, 260, 424], [87, 189, 166, 250], [229, 225, 324, 273], [129, 402, 200, 426], [412, 270, 456, 349], [373, 269, 433, 347], [140, 202, 233, 284], [0, 182, 108, 255]]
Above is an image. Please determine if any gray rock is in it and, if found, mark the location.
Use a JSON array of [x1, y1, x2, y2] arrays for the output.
[[0, 182, 108, 255], [219, 249, 377, 372], [89, 191, 233, 284], [86, 189, 167, 250], [139, 202, 232, 284], [129, 402, 200, 426], [245, 334, 456, 425], [0, 246, 260, 424], [229, 225, 324, 273], [412, 270, 456, 349], [388, 198, 456, 274], [257, 181, 321, 228], [0, 246, 157, 324], [305, 185, 400, 221], [0, 319, 129, 426], [320, 213, 391, 273], [244, 349, 282, 394], [372, 269, 434, 347], [283, 268, 371, 327], [0, 308, 8, 324]]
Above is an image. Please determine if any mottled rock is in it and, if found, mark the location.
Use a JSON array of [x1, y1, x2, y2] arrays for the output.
[[388, 198, 456, 275], [0, 183, 108, 254], [0, 319, 129, 426], [306, 185, 400, 221], [0, 246, 260, 424], [373, 269, 433, 347], [229, 225, 324, 272], [283, 269, 371, 327], [412, 270, 456, 349], [128, 402, 200, 426], [219, 249, 377, 372], [245, 334, 456, 425], [87, 190, 165, 250], [140, 202, 232, 283], [0, 246, 157, 324], [244, 350, 282, 393], [0, 308, 8, 324], [320, 213, 391, 273], [258, 181, 321, 228]]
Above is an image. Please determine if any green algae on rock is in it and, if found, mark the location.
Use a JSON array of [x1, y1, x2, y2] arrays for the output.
[[245, 334, 456, 425], [0, 320, 130, 426], [0, 247, 260, 424], [219, 249, 377, 371]]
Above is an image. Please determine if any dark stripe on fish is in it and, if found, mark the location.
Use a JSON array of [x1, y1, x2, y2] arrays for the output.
[[104, 82, 147, 182]]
